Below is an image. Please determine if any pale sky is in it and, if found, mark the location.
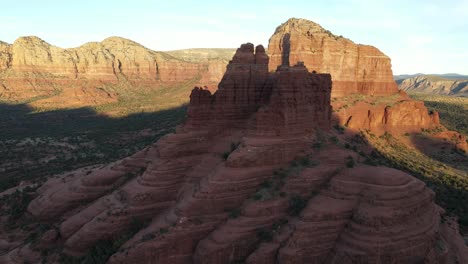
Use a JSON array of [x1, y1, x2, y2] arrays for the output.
[[2, 0, 467, 74]]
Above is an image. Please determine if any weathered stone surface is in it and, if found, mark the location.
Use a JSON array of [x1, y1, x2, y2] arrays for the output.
[[268, 18, 399, 97], [333, 97, 440, 136]]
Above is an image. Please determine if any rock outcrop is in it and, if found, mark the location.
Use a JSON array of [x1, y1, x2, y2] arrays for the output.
[[268, 18, 399, 97], [2, 43, 466, 264]]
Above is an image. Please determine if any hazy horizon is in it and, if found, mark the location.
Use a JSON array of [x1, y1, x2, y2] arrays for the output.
[[2, 0, 467, 75]]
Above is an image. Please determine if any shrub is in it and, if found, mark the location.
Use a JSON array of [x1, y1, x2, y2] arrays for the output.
[[334, 125, 345, 134], [287, 195, 307, 216], [260, 180, 272, 189], [222, 151, 230, 160], [256, 228, 273, 242], [312, 141, 323, 150], [252, 193, 262, 201], [346, 156, 355, 168], [141, 233, 156, 241], [228, 208, 241, 219], [329, 136, 339, 144]]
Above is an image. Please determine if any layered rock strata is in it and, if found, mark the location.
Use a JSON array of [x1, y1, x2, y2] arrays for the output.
[[0, 36, 222, 102], [268, 18, 399, 97]]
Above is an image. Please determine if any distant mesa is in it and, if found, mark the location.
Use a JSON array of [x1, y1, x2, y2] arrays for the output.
[[0, 35, 227, 107], [397, 75, 468, 97]]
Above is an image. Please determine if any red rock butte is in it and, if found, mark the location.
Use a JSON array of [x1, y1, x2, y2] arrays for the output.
[[268, 18, 399, 98], [3, 42, 467, 264]]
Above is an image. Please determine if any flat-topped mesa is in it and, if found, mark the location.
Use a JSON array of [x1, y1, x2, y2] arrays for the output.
[[185, 44, 332, 134], [268, 18, 399, 98]]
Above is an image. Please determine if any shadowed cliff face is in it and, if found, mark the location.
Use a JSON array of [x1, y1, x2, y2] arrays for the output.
[[2, 43, 467, 264], [281, 33, 291, 67]]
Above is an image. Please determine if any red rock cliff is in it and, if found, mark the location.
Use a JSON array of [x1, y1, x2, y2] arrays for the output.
[[268, 18, 399, 97]]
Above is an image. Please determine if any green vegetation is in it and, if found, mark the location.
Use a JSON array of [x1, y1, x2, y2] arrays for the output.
[[312, 141, 323, 150], [251, 155, 319, 201], [332, 93, 402, 113], [0, 185, 39, 229], [329, 136, 339, 144], [409, 93, 468, 136], [346, 156, 355, 168], [333, 125, 345, 134], [228, 208, 241, 219], [287, 195, 307, 216], [0, 81, 197, 192]]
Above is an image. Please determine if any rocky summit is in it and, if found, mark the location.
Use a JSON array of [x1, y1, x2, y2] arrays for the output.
[[268, 18, 399, 97], [2, 40, 467, 263]]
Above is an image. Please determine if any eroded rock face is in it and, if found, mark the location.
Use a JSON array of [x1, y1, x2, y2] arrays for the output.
[[333, 96, 441, 136], [279, 165, 440, 263], [3, 43, 465, 264], [187, 44, 332, 134], [268, 18, 399, 98], [0, 36, 222, 103]]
